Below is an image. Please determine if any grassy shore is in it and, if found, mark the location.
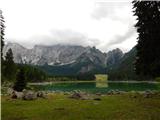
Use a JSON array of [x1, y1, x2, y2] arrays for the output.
[[2, 93, 160, 120]]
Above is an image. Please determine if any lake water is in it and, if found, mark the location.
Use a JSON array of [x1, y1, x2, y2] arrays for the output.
[[31, 81, 160, 93]]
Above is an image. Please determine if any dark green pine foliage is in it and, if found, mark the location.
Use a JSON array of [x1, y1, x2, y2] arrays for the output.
[[1, 10, 5, 81], [13, 68, 26, 92], [132, 1, 160, 78], [17, 64, 47, 82], [4, 48, 16, 80], [0, 10, 5, 59]]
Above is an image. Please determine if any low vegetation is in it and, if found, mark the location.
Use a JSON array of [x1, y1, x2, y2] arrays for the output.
[[2, 93, 160, 120]]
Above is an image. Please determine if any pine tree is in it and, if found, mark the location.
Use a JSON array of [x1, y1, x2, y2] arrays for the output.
[[13, 68, 26, 92], [0, 10, 5, 61], [4, 48, 16, 80], [1, 10, 5, 81], [132, 1, 160, 78]]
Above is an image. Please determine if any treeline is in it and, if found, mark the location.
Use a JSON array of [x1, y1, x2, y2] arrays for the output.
[[17, 64, 47, 82], [48, 73, 96, 81], [1, 48, 47, 83]]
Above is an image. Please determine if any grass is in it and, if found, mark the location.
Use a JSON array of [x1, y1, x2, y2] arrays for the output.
[[2, 93, 160, 120]]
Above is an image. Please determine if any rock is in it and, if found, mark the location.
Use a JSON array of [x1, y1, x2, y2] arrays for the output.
[[23, 91, 37, 100], [115, 89, 121, 94], [11, 91, 17, 99], [11, 91, 24, 99], [7, 88, 14, 95], [70, 93, 83, 99], [70, 92, 91, 100], [144, 90, 153, 98], [37, 91, 47, 98], [107, 90, 115, 95]]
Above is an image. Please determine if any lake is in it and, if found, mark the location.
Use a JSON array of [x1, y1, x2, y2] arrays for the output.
[[31, 81, 160, 93]]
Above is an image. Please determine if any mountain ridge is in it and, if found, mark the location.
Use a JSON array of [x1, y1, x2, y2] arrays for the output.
[[3, 42, 124, 75]]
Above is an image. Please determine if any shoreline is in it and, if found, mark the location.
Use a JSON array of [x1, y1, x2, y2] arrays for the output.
[[28, 80, 160, 85]]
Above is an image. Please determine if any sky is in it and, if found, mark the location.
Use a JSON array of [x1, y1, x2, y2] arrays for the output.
[[0, 0, 138, 52]]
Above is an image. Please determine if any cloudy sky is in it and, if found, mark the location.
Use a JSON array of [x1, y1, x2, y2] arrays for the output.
[[1, 0, 137, 52]]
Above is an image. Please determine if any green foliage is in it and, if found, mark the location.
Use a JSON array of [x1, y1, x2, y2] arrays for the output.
[[17, 64, 47, 82], [13, 68, 26, 92], [0, 10, 5, 58], [3, 48, 16, 81], [1, 10, 5, 81], [47, 75, 78, 81], [132, 1, 160, 77], [77, 73, 95, 80], [37, 61, 106, 76], [107, 47, 138, 80]]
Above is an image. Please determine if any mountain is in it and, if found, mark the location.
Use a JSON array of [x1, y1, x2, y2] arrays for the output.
[[106, 48, 124, 66], [107, 47, 138, 80], [3, 42, 124, 75]]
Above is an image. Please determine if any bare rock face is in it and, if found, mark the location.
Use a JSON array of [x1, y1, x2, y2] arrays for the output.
[[3, 42, 124, 74], [106, 48, 124, 66], [3, 43, 91, 65]]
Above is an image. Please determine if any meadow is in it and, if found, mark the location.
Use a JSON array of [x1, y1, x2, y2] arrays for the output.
[[2, 93, 160, 120]]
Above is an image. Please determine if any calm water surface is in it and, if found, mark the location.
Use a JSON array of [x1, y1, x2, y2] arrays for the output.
[[32, 82, 160, 93]]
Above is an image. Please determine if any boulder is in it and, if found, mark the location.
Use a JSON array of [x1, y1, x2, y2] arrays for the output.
[[70, 93, 83, 99], [7, 88, 14, 95], [11, 91, 24, 99], [37, 91, 47, 98], [23, 91, 37, 100], [70, 92, 91, 100], [107, 90, 116, 95]]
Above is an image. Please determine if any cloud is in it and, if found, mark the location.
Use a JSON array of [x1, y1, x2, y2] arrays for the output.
[[7, 29, 101, 48], [2, 0, 137, 52], [91, 1, 129, 20], [107, 26, 136, 46]]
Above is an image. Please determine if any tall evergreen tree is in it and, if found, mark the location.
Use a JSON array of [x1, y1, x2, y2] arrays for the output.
[[0, 10, 5, 61], [1, 10, 5, 81], [132, 1, 160, 77], [13, 68, 26, 92], [4, 48, 16, 80]]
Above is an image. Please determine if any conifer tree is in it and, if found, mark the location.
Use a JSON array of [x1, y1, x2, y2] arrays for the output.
[[1, 10, 5, 81], [13, 68, 26, 91], [4, 48, 16, 80], [0, 10, 5, 60], [132, 1, 160, 77]]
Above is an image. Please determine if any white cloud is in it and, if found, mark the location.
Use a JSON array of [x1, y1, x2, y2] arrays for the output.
[[1, 0, 137, 52]]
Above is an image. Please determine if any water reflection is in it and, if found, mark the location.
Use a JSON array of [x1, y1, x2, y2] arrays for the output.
[[96, 81, 108, 88], [95, 74, 108, 88]]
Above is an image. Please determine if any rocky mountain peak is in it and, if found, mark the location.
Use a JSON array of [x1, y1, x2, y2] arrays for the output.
[[3, 42, 124, 74]]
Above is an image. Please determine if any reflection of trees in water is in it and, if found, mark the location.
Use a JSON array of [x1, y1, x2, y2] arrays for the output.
[[96, 82, 108, 88]]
